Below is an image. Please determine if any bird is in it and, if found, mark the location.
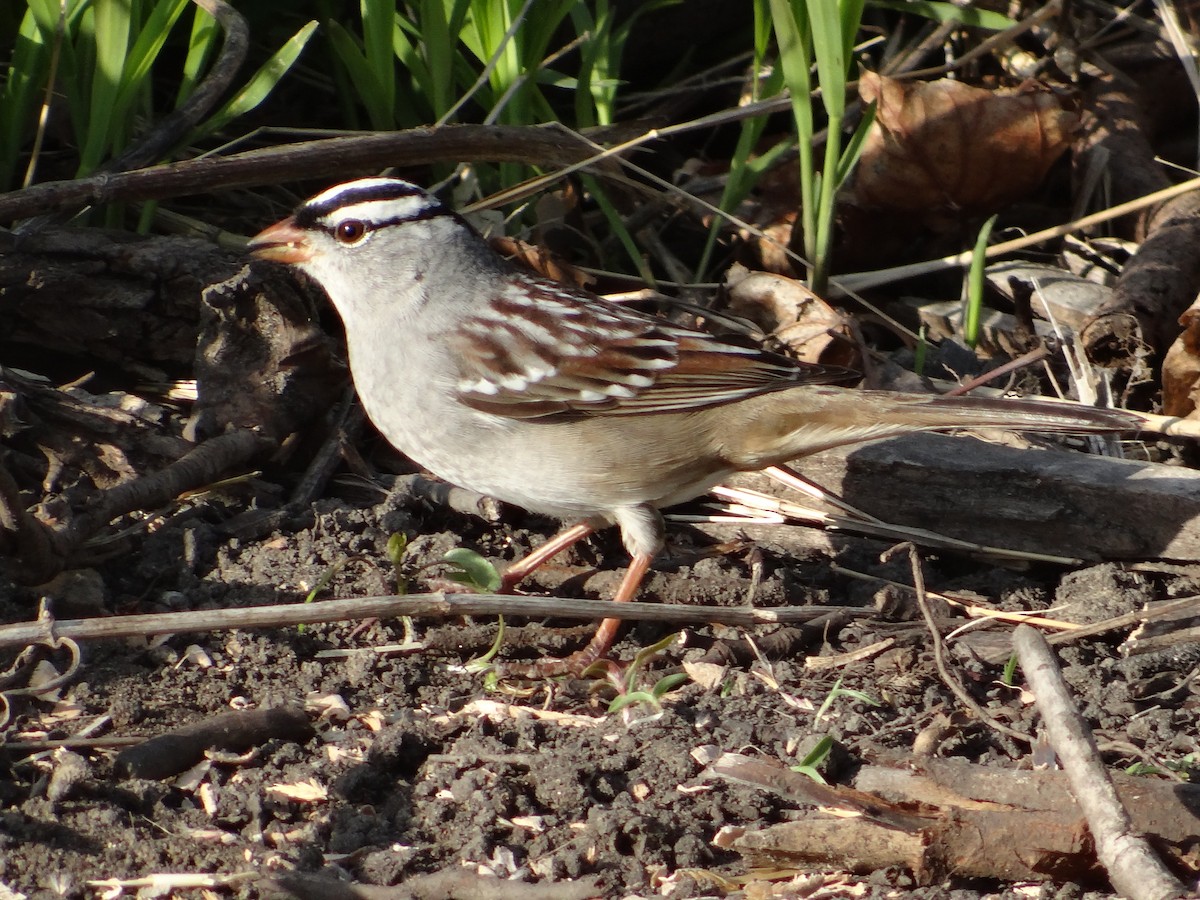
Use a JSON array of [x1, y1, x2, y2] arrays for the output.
[[248, 176, 1155, 676]]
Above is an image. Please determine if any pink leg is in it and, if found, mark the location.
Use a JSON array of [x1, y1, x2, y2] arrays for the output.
[[500, 522, 595, 592], [502, 552, 654, 678]]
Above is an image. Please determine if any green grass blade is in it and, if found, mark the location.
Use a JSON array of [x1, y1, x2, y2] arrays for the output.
[[0, 6, 55, 188], [114, 0, 191, 121], [963, 214, 998, 349], [833, 98, 875, 188], [193, 19, 318, 138], [177, 3, 219, 105], [412, 0, 452, 118], [808, 0, 849, 120], [696, 1, 787, 278], [839, 0, 868, 68], [328, 19, 389, 124], [78, 0, 133, 174], [360, 0, 395, 128], [766, 0, 817, 267], [569, 2, 600, 127], [581, 173, 655, 286]]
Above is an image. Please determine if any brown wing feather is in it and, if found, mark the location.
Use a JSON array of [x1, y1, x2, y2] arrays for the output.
[[450, 276, 855, 419]]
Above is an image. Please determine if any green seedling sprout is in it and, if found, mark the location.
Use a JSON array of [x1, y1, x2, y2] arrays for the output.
[[814, 674, 879, 722], [1001, 652, 1020, 687], [439, 547, 503, 592], [434, 547, 506, 675], [790, 733, 835, 784], [963, 214, 998, 349], [298, 557, 349, 634], [386, 532, 419, 646], [607, 633, 686, 715], [913, 323, 929, 377], [466, 617, 506, 683]]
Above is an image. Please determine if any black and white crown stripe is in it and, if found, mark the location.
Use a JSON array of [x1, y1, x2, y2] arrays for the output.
[[293, 178, 458, 235]]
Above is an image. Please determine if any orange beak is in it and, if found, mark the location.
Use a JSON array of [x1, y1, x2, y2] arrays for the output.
[[247, 216, 312, 264]]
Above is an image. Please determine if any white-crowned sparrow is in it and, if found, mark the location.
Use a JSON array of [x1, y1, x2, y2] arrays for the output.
[[249, 177, 1150, 675]]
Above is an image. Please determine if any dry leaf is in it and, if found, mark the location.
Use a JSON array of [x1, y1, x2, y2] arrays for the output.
[[1161, 297, 1200, 418], [450, 699, 605, 728], [725, 264, 856, 367], [509, 815, 546, 833], [682, 660, 728, 691], [854, 72, 1077, 220], [267, 778, 328, 803], [490, 235, 596, 288]]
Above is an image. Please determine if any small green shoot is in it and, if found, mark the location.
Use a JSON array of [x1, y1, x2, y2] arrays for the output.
[[386, 532, 417, 645], [1125, 754, 1198, 778], [465, 615, 506, 679], [913, 323, 928, 377], [386, 532, 411, 593], [304, 562, 344, 606], [606, 633, 686, 715], [789, 733, 835, 783], [607, 672, 689, 715], [299, 558, 347, 634], [438, 547, 504, 675], [1124, 760, 1163, 777], [814, 675, 879, 722], [963, 213, 998, 349], [1001, 652, 1020, 687], [440, 547, 503, 592]]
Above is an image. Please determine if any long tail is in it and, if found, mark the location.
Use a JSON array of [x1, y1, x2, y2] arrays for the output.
[[877, 391, 1148, 433], [724, 385, 1199, 467]]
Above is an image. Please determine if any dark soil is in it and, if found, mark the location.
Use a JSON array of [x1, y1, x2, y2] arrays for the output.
[[2, 465, 1197, 899]]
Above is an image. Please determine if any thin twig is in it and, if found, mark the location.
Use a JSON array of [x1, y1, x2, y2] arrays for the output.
[[0, 594, 872, 649], [888, 542, 1032, 744]]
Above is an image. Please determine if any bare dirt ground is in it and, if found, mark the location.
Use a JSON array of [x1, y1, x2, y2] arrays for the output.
[[2, 439, 1198, 898]]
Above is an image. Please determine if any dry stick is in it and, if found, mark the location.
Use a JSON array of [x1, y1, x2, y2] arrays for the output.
[[0, 594, 870, 650], [0, 430, 266, 584], [1049, 594, 1200, 646], [63, 429, 266, 546], [888, 542, 1033, 744], [830, 563, 1082, 632], [1012, 625, 1185, 900], [0, 124, 609, 223], [942, 346, 1051, 397]]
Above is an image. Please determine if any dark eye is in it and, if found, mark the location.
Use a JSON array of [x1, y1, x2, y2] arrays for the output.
[[335, 219, 368, 244]]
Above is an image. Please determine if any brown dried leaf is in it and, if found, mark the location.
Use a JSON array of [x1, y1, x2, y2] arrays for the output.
[[1160, 297, 1200, 418], [490, 235, 596, 288], [725, 264, 857, 367], [854, 72, 1077, 219]]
